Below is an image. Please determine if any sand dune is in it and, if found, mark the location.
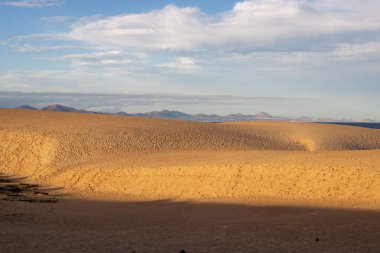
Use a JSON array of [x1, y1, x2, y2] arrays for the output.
[[1, 108, 380, 252], [0, 108, 379, 209]]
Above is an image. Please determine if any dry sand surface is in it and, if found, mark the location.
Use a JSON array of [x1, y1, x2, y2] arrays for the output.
[[1, 108, 380, 252], [1, 199, 380, 253]]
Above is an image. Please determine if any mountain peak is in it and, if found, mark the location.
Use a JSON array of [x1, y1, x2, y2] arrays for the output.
[[296, 116, 313, 122], [254, 112, 273, 118], [16, 105, 38, 110], [41, 104, 80, 112], [144, 110, 192, 119]]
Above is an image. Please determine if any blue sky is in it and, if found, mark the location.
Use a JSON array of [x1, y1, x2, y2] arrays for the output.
[[0, 0, 379, 120]]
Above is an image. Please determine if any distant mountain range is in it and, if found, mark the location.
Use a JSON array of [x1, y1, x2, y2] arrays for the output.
[[15, 104, 378, 123], [17, 104, 103, 114]]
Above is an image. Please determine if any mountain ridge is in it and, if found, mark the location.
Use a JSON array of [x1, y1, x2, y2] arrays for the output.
[[13, 104, 379, 123]]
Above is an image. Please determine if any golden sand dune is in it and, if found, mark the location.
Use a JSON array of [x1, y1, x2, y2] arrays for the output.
[[0, 109, 379, 209]]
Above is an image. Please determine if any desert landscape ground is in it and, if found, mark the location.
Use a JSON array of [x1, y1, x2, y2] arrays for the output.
[[1, 108, 380, 252]]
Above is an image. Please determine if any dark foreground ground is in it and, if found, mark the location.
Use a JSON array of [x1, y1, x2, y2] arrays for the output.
[[1, 198, 379, 253]]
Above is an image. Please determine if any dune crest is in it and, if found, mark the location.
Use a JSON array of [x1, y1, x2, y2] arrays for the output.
[[0, 109, 379, 209]]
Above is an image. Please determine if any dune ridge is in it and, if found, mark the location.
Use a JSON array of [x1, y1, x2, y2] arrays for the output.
[[0, 109, 379, 209]]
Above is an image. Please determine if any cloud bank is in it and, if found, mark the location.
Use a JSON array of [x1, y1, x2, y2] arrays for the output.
[[63, 0, 380, 51], [0, 91, 313, 113]]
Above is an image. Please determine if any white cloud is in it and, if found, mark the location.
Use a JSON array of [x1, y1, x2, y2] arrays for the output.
[[274, 42, 380, 64], [274, 52, 321, 64], [14, 44, 78, 52], [158, 57, 199, 71], [40, 16, 71, 23], [61, 50, 123, 60], [62, 0, 380, 51], [26, 70, 65, 78], [332, 42, 380, 59], [66, 5, 205, 50], [14, 33, 67, 41], [0, 70, 111, 92], [1, 0, 61, 8], [57, 50, 141, 68], [0, 71, 30, 90]]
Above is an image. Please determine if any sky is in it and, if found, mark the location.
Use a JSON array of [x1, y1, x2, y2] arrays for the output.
[[0, 0, 379, 120]]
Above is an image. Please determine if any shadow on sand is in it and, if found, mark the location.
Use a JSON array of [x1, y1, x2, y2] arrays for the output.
[[0, 197, 379, 253], [0, 173, 66, 203]]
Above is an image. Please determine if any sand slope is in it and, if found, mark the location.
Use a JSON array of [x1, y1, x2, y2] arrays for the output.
[[0, 109, 379, 208]]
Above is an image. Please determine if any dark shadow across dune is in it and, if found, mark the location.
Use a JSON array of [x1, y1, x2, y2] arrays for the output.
[[0, 199, 379, 253]]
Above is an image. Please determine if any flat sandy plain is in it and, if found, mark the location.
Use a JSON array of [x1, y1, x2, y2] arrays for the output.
[[1, 109, 379, 252]]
